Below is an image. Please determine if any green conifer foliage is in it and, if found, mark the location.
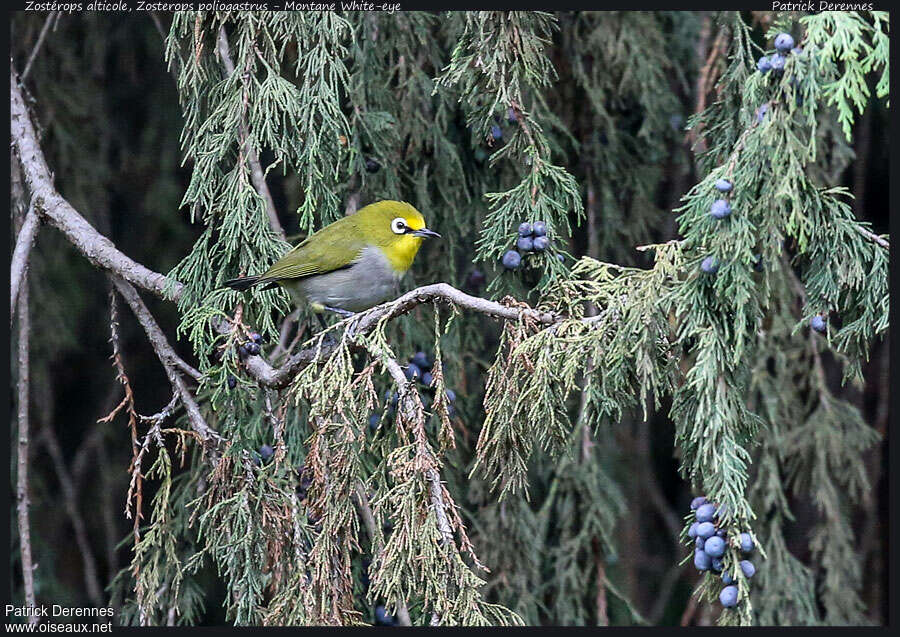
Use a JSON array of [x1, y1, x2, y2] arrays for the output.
[[10, 9, 889, 627]]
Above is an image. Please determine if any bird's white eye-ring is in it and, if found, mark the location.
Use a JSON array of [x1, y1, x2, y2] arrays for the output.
[[391, 217, 407, 235]]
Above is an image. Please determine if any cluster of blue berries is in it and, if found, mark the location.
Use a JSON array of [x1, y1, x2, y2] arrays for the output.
[[369, 351, 458, 432], [756, 33, 800, 75], [688, 496, 756, 609], [404, 350, 436, 386], [755, 33, 803, 122], [502, 221, 550, 270], [227, 332, 267, 389], [699, 178, 764, 276], [238, 331, 264, 358]]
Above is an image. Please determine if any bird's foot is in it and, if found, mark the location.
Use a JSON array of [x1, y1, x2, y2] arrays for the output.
[[320, 332, 338, 348]]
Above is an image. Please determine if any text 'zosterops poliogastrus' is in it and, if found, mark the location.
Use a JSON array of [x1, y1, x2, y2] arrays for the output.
[[224, 200, 440, 314]]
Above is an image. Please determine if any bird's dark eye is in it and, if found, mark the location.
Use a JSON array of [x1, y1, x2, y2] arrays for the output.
[[391, 217, 407, 235]]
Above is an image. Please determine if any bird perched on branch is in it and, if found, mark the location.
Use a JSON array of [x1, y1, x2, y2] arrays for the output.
[[225, 200, 440, 316]]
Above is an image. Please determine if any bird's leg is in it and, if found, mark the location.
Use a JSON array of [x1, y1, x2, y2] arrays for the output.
[[312, 313, 340, 348], [322, 305, 356, 319]]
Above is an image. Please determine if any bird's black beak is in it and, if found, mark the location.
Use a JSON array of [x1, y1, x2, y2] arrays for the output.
[[412, 228, 441, 239]]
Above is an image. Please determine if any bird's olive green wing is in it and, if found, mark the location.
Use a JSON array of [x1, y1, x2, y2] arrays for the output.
[[258, 215, 367, 282]]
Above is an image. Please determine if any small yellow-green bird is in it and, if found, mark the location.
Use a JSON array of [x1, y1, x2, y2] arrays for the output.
[[224, 200, 439, 315]]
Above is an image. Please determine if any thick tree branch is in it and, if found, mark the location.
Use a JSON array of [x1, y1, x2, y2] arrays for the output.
[[11, 69, 182, 301], [10, 202, 40, 318], [14, 185, 38, 624], [244, 283, 558, 388]]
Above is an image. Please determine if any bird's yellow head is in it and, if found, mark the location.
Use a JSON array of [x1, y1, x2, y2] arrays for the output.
[[357, 200, 440, 273]]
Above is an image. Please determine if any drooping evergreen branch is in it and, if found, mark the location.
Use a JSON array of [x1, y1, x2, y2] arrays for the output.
[[381, 357, 455, 546], [215, 25, 285, 240], [357, 343, 518, 626], [436, 11, 583, 284], [380, 355, 457, 626], [669, 11, 888, 625], [351, 483, 412, 626], [800, 10, 890, 140]]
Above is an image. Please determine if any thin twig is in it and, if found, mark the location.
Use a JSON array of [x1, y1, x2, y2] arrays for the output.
[[243, 283, 558, 389], [21, 11, 58, 81], [139, 393, 182, 425], [110, 275, 220, 446], [39, 412, 105, 606], [352, 483, 412, 626], [855, 225, 890, 249]]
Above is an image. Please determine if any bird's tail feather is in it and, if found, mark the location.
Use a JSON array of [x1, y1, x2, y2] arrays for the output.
[[223, 275, 261, 292]]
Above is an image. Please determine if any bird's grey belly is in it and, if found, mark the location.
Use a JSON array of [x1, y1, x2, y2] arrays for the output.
[[283, 246, 401, 312]]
